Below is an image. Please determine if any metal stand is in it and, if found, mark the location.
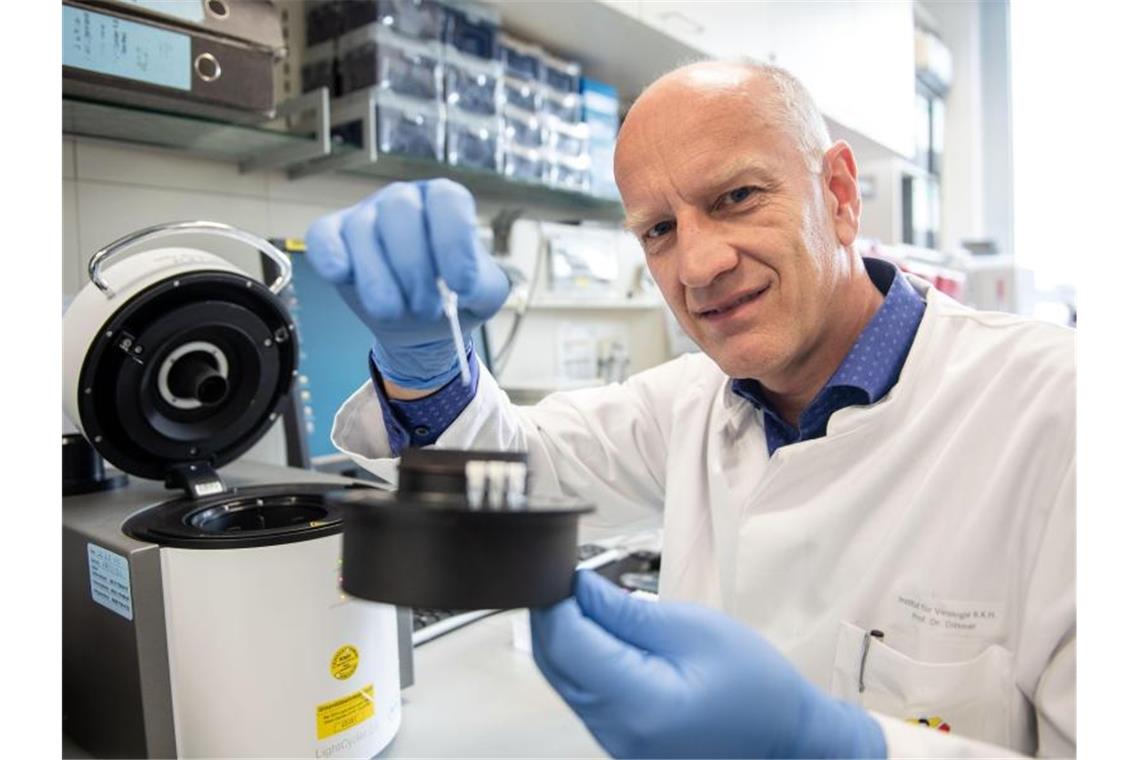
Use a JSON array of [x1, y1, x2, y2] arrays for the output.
[[288, 88, 380, 179], [238, 88, 331, 173]]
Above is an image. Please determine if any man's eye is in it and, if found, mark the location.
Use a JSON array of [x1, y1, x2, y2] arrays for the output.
[[644, 220, 675, 240], [723, 186, 758, 206]]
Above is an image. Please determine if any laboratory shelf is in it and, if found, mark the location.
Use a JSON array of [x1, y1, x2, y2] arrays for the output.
[[63, 96, 315, 163], [342, 157, 624, 223], [62, 94, 626, 223]]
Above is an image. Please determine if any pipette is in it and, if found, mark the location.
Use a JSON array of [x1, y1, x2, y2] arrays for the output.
[[436, 277, 471, 386]]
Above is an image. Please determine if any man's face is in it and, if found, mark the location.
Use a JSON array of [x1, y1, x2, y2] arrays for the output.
[[615, 77, 847, 381]]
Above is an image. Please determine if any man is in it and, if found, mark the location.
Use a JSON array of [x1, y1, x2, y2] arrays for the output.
[[307, 62, 1074, 758]]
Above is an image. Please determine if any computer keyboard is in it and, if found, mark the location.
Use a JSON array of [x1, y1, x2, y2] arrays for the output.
[[411, 542, 646, 646]]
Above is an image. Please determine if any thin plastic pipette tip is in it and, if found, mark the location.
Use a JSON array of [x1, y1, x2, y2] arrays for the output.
[[436, 277, 471, 386]]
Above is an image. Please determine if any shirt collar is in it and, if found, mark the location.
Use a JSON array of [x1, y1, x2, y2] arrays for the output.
[[730, 257, 926, 428], [824, 257, 926, 402]]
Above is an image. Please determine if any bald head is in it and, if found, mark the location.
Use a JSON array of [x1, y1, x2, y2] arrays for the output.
[[617, 61, 833, 172]]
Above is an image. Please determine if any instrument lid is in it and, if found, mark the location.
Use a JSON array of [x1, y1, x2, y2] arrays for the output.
[[75, 269, 297, 485]]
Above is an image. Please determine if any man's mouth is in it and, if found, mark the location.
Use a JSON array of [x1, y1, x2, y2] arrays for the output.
[[695, 286, 770, 319]]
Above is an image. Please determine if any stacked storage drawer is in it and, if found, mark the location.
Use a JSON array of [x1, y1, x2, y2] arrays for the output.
[[581, 78, 621, 199], [301, 0, 340, 96], [337, 0, 447, 161], [498, 33, 546, 184], [440, 4, 504, 173], [542, 53, 590, 194], [303, 0, 447, 162], [299, 0, 619, 198]]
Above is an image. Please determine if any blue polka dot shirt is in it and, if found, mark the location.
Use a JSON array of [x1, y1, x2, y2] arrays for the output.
[[370, 341, 480, 456], [731, 258, 927, 456]]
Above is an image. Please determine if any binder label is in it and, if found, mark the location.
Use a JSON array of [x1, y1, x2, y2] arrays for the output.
[[63, 6, 191, 91], [119, 1, 205, 24]]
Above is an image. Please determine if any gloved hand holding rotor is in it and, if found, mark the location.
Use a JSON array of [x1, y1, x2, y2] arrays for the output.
[[530, 570, 887, 759], [305, 179, 509, 390]]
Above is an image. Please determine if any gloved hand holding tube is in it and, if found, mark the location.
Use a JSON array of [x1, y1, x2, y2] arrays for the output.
[[304, 179, 509, 392], [530, 570, 888, 759]]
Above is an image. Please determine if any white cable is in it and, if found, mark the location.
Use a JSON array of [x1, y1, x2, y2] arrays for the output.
[[491, 227, 546, 374]]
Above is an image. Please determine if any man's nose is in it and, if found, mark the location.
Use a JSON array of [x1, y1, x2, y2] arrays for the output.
[[675, 216, 737, 288]]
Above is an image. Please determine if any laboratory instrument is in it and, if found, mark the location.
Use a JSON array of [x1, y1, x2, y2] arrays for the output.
[[62, 222, 406, 758], [332, 447, 594, 610]]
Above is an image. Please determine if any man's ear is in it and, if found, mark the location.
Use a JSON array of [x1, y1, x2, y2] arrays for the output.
[[823, 141, 860, 246]]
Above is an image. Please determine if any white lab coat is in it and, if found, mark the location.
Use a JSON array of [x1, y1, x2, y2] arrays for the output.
[[332, 276, 1075, 758]]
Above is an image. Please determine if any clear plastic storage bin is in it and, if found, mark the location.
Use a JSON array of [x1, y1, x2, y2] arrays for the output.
[[546, 117, 591, 157], [503, 146, 546, 184], [305, 0, 344, 46], [542, 88, 582, 125], [502, 106, 544, 149], [504, 76, 542, 112], [542, 52, 581, 94], [301, 40, 337, 95], [545, 152, 592, 194], [341, 0, 445, 41], [330, 88, 445, 162], [378, 90, 446, 161], [499, 33, 543, 80], [338, 23, 443, 99], [442, 4, 498, 60], [446, 112, 502, 173], [443, 49, 503, 117]]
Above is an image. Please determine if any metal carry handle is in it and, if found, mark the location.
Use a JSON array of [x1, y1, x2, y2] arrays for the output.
[[87, 221, 292, 298]]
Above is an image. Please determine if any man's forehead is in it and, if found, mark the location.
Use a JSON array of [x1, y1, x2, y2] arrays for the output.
[[624, 79, 768, 136], [617, 106, 795, 226], [616, 77, 790, 175], [635, 61, 768, 109]]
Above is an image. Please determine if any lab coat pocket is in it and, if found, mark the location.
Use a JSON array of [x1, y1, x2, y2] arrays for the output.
[[829, 621, 1016, 748]]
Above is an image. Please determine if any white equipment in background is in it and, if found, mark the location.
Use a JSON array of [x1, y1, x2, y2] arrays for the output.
[[961, 254, 1036, 314], [487, 218, 670, 401]]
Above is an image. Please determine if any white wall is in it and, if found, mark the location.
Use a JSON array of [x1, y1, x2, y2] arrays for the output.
[[924, 0, 986, 249], [62, 136, 389, 297], [979, 0, 1013, 258]]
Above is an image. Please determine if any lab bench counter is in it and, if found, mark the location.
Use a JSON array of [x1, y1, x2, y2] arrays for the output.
[[64, 610, 605, 759], [382, 611, 605, 758]]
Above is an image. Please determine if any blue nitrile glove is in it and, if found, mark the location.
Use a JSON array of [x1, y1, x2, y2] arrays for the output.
[[530, 570, 887, 759], [305, 179, 509, 389]]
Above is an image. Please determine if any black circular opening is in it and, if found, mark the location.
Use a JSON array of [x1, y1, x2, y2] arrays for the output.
[[121, 483, 369, 549], [168, 351, 229, 405], [206, 0, 229, 19], [188, 496, 328, 534], [198, 374, 228, 404]]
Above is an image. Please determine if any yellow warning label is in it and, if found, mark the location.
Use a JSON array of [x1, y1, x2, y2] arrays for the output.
[[330, 645, 359, 680], [316, 684, 375, 740]]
